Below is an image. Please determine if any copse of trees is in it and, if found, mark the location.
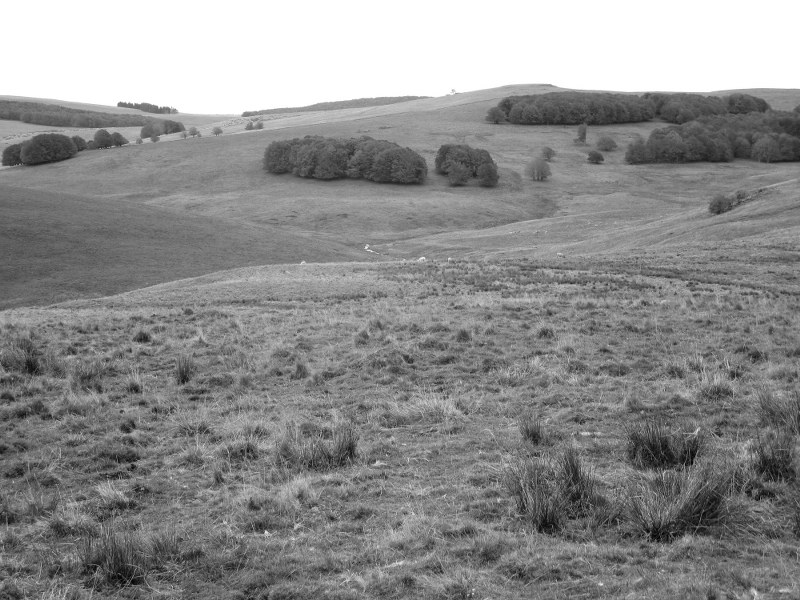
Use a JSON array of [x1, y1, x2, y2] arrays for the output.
[[94, 129, 114, 149], [643, 92, 770, 124], [625, 111, 800, 164], [140, 120, 185, 139], [15, 133, 78, 165], [489, 92, 655, 125], [264, 136, 428, 184], [0, 100, 178, 129], [434, 144, 499, 187], [117, 101, 178, 114]]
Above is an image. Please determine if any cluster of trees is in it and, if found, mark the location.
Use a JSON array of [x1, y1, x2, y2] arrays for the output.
[[117, 101, 178, 114], [626, 111, 800, 164], [2, 133, 79, 166], [140, 119, 185, 139], [643, 92, 770, 124], [90, 129, 128, 149], [488, 92, 656, 125], [1, 100, 148, 128], [434, 144, 499, 187], [244, 120, 264, 130], [264, 136, 427, 184]]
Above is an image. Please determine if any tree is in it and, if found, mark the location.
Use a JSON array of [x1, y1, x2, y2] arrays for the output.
[[181, 131, 189, 139], [541, 147, 556, 161], [486, 107, 506, 124], [477, 162, 499, 187], [596, 136, 617, 151], [71, 136, 87, 151], [188, 127, 199, 138], [150, 135, 160, 143], [575, 123, 587, 144], [751, 136, 781, 163], [110, 132, 128, 147], [19, 133, 78, 165], [525, 158, 551, 181], [245, 121, 254, 131], [446, 161, 470, 186], [587, 150, 604, 164], [212, 127, 223, 136], [2, 143, 22, 166], [255, 121, 264, 130], [93, 129, 114, 149]]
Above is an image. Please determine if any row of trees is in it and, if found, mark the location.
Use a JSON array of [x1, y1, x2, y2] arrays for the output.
[[243, 96, 429, 117], [2, 133, 79, 166], [264, 136, 428, 184], [0, 100, 170, 129], [625, 111, 800, 164], [434, 144, 498, 187], [117, 101, 178, 114], [487, 92, 772, 126], [140, 120, 185, 139]]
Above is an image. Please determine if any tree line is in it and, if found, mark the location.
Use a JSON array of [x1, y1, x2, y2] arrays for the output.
[[243, 96, 429, 117], [434, 144, 498, 187], [2, 128, 133, 166], [264, 136, 428, 184], [487, 92, 771, 126], [117, 101, 178, 114], [0, 100, 184, 132], [625, 111, 800, 164]]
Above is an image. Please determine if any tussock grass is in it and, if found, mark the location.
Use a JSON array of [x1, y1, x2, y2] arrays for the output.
[[0, 335, 41, 375], [79, 525, 151, 586], [627, 458, 739, 541], [556, 446, 603, 515], [175, 354, 195, 384], [504, 457, 564, 533], [379, 389, 465, 427], [518, 412, 545, 445], [751, 428, 796, 481], [275, 420, 358, 472], [70, 357, 108, 392], [757, 388, 800, 434], [626, 421, 705, 469]]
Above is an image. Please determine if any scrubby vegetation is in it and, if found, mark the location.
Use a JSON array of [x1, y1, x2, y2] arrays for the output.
[[626, 111, 800, 164], [242, 96, 429, 117], [117, 101, 178, 114], [264, 136, 428, 184], [489, 92, 655, 125], [435, 144, 499, 187]]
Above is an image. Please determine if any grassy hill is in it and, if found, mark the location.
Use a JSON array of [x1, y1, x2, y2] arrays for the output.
[[0, 184, 367, 309]]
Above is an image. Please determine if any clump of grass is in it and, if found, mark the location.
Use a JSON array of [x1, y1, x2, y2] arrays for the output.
[[79, 526, 150, 586], [70, 358, 108, 392], [698, 372, 734, 401], [757, 388, 800, 434], [751, 428, 796, 482], [536, 326, 555, 339], [627, 458, 737, 541], [96, 481, 135, 511], [354, 328, 370, 346], [379, 389, 465, 427], [0, 336, 41, 375], [125, 367, 143, 394], [175, 354, 195, 385], [132, 330, 151, 343], [275, 420, 358, 472], [503, 457, 563, 533], [290, 360, 309, 380], [455, 328, 472, 343], [626, 421, 705, 469], [518, 412, 544, 445], [556, 446, 603, 515]]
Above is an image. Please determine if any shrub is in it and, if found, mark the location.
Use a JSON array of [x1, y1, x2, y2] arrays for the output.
[[244, 121, 254, 130], [708, 193, 735, 215], [188, 126, 199, 137], [493, 92, 655, 125], [627, 459, 736, 541], [525, 158, 551, 181], [575, 123, 587, 144], [135, 137, 143, 145], [19, 133, 78, 165], [175, 355, 195, 384], [71, 135, 88, 151], [255, 120, 264, 130], [486, 106, 506, 124], [110, 132, 128, 147], [587, 150, 604, 164], [477, 161, 499, 187], [150, 135, 160, 143], [540, 146, 556, 161], [596, 136, 617, 151], [212, 126, 223, 136], [447, 161, 470, 186], [2, 143, 22, 166], [93, 129, 113, 149]]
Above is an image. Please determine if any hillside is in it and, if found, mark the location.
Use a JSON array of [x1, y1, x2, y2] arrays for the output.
[[0, 184, 367, 309]]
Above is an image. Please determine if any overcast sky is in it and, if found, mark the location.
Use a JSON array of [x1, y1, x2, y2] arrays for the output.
[[4, 0, 796, 115]]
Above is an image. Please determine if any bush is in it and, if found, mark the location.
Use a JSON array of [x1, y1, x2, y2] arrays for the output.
[[244, 121, 254, 130], [525, 158, 551, 181], [575, 123, 587, 144], [708, 194, 735, 215], [212, 127, 223, 136], [541, 147, 556, 161], [150, 135, 160, 143], [587, 150, 604, 164], [19, 133, 78, 165], [1, 143, 22, 166], [447, 161, 470, 186], [596, 136, 617, 151], [486, 106, 506, 124], [477, 161, 499, 187], [71, 135, 88, 151], [110, 132, 128, 147], [93, 129, 113, 149]]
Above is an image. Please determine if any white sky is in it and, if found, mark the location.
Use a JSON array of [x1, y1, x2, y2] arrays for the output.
[[3, 0, 796, 115]]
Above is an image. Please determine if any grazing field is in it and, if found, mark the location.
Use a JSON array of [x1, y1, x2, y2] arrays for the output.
[[1, 252, 799, 599], [1, 86, 799, 599]]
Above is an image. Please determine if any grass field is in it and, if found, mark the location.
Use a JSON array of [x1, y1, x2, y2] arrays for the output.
[[1, 86, 799, 599]]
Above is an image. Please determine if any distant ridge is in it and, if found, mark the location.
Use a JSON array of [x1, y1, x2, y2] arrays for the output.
[[241, 96, 431, 117]]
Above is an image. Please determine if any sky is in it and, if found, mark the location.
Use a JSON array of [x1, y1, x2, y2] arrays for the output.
[[3, 0, 797, 115]]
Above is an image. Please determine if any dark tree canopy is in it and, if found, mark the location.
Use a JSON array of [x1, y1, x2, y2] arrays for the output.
[[117, 101, 178, 114], [212, 127, 223, 136], [71, 136, 88, 151], [94, 129, 114, 149], [19, 134, 78, 165], [435, 144, 499, 187], [486, 107, 506, 124], [2, 143, 23, 166], [110, 132, 129, 147], [140, 119, 185, 139], [643, 92, 770, 124], [492, 92, 655, 125], [263, 136, 427, 184], [587, 150, 604, 164]]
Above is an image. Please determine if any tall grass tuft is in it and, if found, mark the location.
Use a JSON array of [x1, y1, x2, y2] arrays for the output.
[[627, 458, 737, 541], [79, 526, 150, 586], [626, 421, 705, 469], [275, 421, 358, 472], [757, 388, 800, 434], [751, 428, 796, 482], [556, 446, 602, 515], [504, 457, 563, 533], [175, 354, 195, 385], [518, 412, 544, 445], [0, 336, 41, 375]]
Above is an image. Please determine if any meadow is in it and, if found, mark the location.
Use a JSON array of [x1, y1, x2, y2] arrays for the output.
[[1, 86, 799, 599]]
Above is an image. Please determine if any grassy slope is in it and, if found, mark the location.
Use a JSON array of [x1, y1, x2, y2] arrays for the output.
[[0, 185, 367, 309]]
